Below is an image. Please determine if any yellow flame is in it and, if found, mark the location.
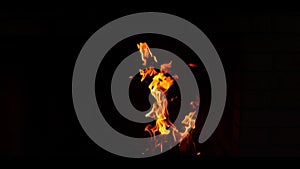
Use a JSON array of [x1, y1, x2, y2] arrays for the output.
[[137, 42, 199, 154]]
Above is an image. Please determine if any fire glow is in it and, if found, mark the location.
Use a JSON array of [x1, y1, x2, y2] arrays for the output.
[[137, 42, 200, 155]]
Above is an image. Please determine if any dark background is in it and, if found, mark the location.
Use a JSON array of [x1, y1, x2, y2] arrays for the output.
[[1, 6, 300, 160]]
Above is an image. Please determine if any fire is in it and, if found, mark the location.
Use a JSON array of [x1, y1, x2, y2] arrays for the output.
[[137, 42, 199, 154], [160, 61, 172, 73], [188, 63, 198, 68], [137, 42, 157, 66], [139, 66, 174, 136]]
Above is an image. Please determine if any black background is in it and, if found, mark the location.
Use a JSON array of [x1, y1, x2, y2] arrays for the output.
[[1, 5, 300, 163]]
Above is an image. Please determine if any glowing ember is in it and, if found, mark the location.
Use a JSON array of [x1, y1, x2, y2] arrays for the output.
[[188, 63, 198, 68], [136, 42, 199, 155]]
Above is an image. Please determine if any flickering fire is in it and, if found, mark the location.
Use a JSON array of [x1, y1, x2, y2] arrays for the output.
[[137, 42, 199, 154], [137, 42, 157, 66]]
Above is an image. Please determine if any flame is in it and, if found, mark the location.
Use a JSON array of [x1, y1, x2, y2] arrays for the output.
[[190, 97, 200, 109], [140, 65, 173, 136], [172, 74, 179, 80], [136, 42, 200, 155], [137, 42, 157, 66], [160, 61, 172, 73], [188, 63, 198, 68]]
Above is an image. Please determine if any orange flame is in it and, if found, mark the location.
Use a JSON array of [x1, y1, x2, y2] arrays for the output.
[[160, 61, 172, 73], [137, 42, 199, 154], [141, 66, 174, 136], [137, 42, 157, 66]]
